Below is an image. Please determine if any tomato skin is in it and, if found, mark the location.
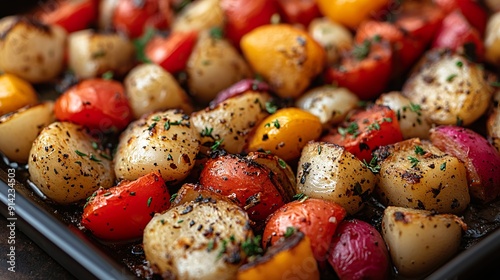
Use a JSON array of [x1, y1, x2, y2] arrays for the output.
[[434, 0, 488, 36], [199, 154, 286, 225], [262, 198, 347, 263], [321, 105, 403, 162], [113, 0, 171, 38], [220, 0, 278, 47], [81, 171, 171, 241], [432, 11, 485, 61], [325, 39, 392, 100], [145, 31, 198, 73], [38, 0, 98, 33], [274, 0, 320, 27], [356, 1, 444, 72], [54, 79, 132, 131]]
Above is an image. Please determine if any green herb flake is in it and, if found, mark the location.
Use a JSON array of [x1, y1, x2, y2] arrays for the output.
[[456, 61, 463, 68], [210, 139, 224, 151], [148, 122, 157, 131], [265, 102, 277, 114], [383, 117, 392, 123], [170, 193, 178, 203], [241, 236, 263, 257], [446, 74, 457, 82], [89, 154, 101, 163], [209, 26, 224, 39], [83, 191, 98, 208], [177, 219, 184, 224], [408, 156, 420, 168], [292, 193, 308, 202], [273, 119, 281, 129], [217, 239, 228, 259], [278, 158, 287, 169], [409, 103, 422, 115], [284, 227, 296, 238], [91, 142, 99, 150], [363, 156, 381, 174], [75, 150, 87, 157], [75, 161, 82, 166], [167, 154, 173, 160], [103, 192, 112, 197], [133, 27, 156, 63], [152, 116, 161, 122], [264, 123, 271, 128], [99, 153, 112, 160], [338, 122, 359, 137], [352, 39, 371, 60], [101, 71, 114, 80], [147, 197, 153, 207], [318, 145, 322, 155], [440, 162, 447, 171], [490, 81, 500, 87], [201, 127, 213, 137], [414, 145, 425, 156], [456, 116, 463, 126], [207, 240, 215, 252], [367, 121, 381, 131]]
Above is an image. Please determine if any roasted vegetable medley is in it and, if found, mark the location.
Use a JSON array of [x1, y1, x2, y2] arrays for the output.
[[2, 0, 500, 279]]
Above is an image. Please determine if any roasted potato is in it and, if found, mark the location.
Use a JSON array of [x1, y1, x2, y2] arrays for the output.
[[487, 89, 500, 153], [125, 63, 193, 119], [171, 0, 224, 32], [296, 141, 377, 215], [402, 49, 492, 126], [0, 102, 55, 164], [114, 109, 200, 183], [0, 16, 66, 83], [28, 122, 115, 205], [382, 206, 466, 278], [68, 29, 135, 79], [143, 193, 253, 280], [485, 11, 500, 66], [374, 138, 470, 214], [308, 17, 354, 65]]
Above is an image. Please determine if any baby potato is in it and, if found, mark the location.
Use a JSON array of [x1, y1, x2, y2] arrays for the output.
[[68, 29, 135, 79], [0, 16, 66, 83], [172, 0, 224, 32], [186, 29, 253, 104], [114, 109, 200, 183], [382, 206, 466, 278], [295, 86, 359, 127], [402, 49, 492, 126], [246, 108, 322, 161], [296, 141, 377, 215], [125, 63, 193, 119], [143, 194, 253, 280], [375, 91, 432, 139], [487, 89, 500, 152], [240, 24, 326, 99], [0, 73, 38, 116], [308, 17, 354, 65], [374, 138, 470, 214], [0, 102, 55, 164], [191, 91, 271, 155], [28, 122, 115, 205], [485, 11, 500, 66]]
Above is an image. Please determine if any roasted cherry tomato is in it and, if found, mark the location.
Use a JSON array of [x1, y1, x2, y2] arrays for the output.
[[199, 154, 287, 225], [246, 108, 322, 161], [113, 0, 171, 38], [432, 10, 485, 62], [0, 73, 38, 116], [37, 0, 98, 33], [325, 37, 392, 100], [321, 104, 403, 162], [54, 78, 132, 131], [145, 31, 198, 73], [356, 1, 444, 72], [274, 0, 320, 27], [81, 171, 171, 241], [317, 0, 389, 29], [262, 198, 347, 264], [434, 0, 488, 36], [220, 0, 278, 47]]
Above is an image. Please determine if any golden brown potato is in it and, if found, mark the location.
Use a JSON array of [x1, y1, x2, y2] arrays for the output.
[[374, 138, 470, 214], [487, 89, 500, 153], [172, 0, 224, 32], [308, 17, 353, 65], [382, 206, 466, 278], [125, 63, 193, 119], [402, 49, 492, 126], [0, 102, 55, 164], [143, 194, 253, 280], [296, 141, 377, 215], [28, 122, 115, 205]]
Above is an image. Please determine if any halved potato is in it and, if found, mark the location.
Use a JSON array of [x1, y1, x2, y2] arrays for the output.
[[0, 102, 55, 164]]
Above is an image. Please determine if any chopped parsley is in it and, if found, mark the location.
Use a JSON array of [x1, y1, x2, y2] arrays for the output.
[[272, 119, 281, 129], [446, 74, 457, 82], [148, 122, 157, 131], [292, 193, 308, 202], [414, 145, 425, 156], [167, 154, 173, 160], [209, 26, 224, 39], [147, 197, 152, 207], [207, 240, 215, 252], [101, 71, 114, 80], [440, 162, 447, 171], [278, 158, 287, 169], [456, 61, 463, 68], [408, 156, 419, 168], [89, 154, 102, 162], [363, 156, 381, 174], [170, 193, 178, 203], [352, 39, 371, 60], [133, 27, 156, 63], [338, 122, 359, 137], [201, 127, 213, 137], [318, 145, 322, 155], [75, 150, 87, 157], [284, 227, 296, 238], [456, 116, 463, 126], [241, 236, 263, 257], [210, 138, 224, 151], [265, 101, 278, 114]]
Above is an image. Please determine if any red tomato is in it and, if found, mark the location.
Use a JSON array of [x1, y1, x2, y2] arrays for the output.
[[262, 198, 347, 263], [432, 10, 485, 61], [274, 0, 320, 27], [145, 31, 198, 73], [81, 171, 171, 241], [325, 38, 392, 100], [199, 154, 287, 225], [54, 79, 132, 131], [38, 0, 98, 33], [434, 0, 488, 36], [321, 104, 403, 162], [113, 0, 171, 38], [356, 1, 444, 71], [220, 0, 278, 47]]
